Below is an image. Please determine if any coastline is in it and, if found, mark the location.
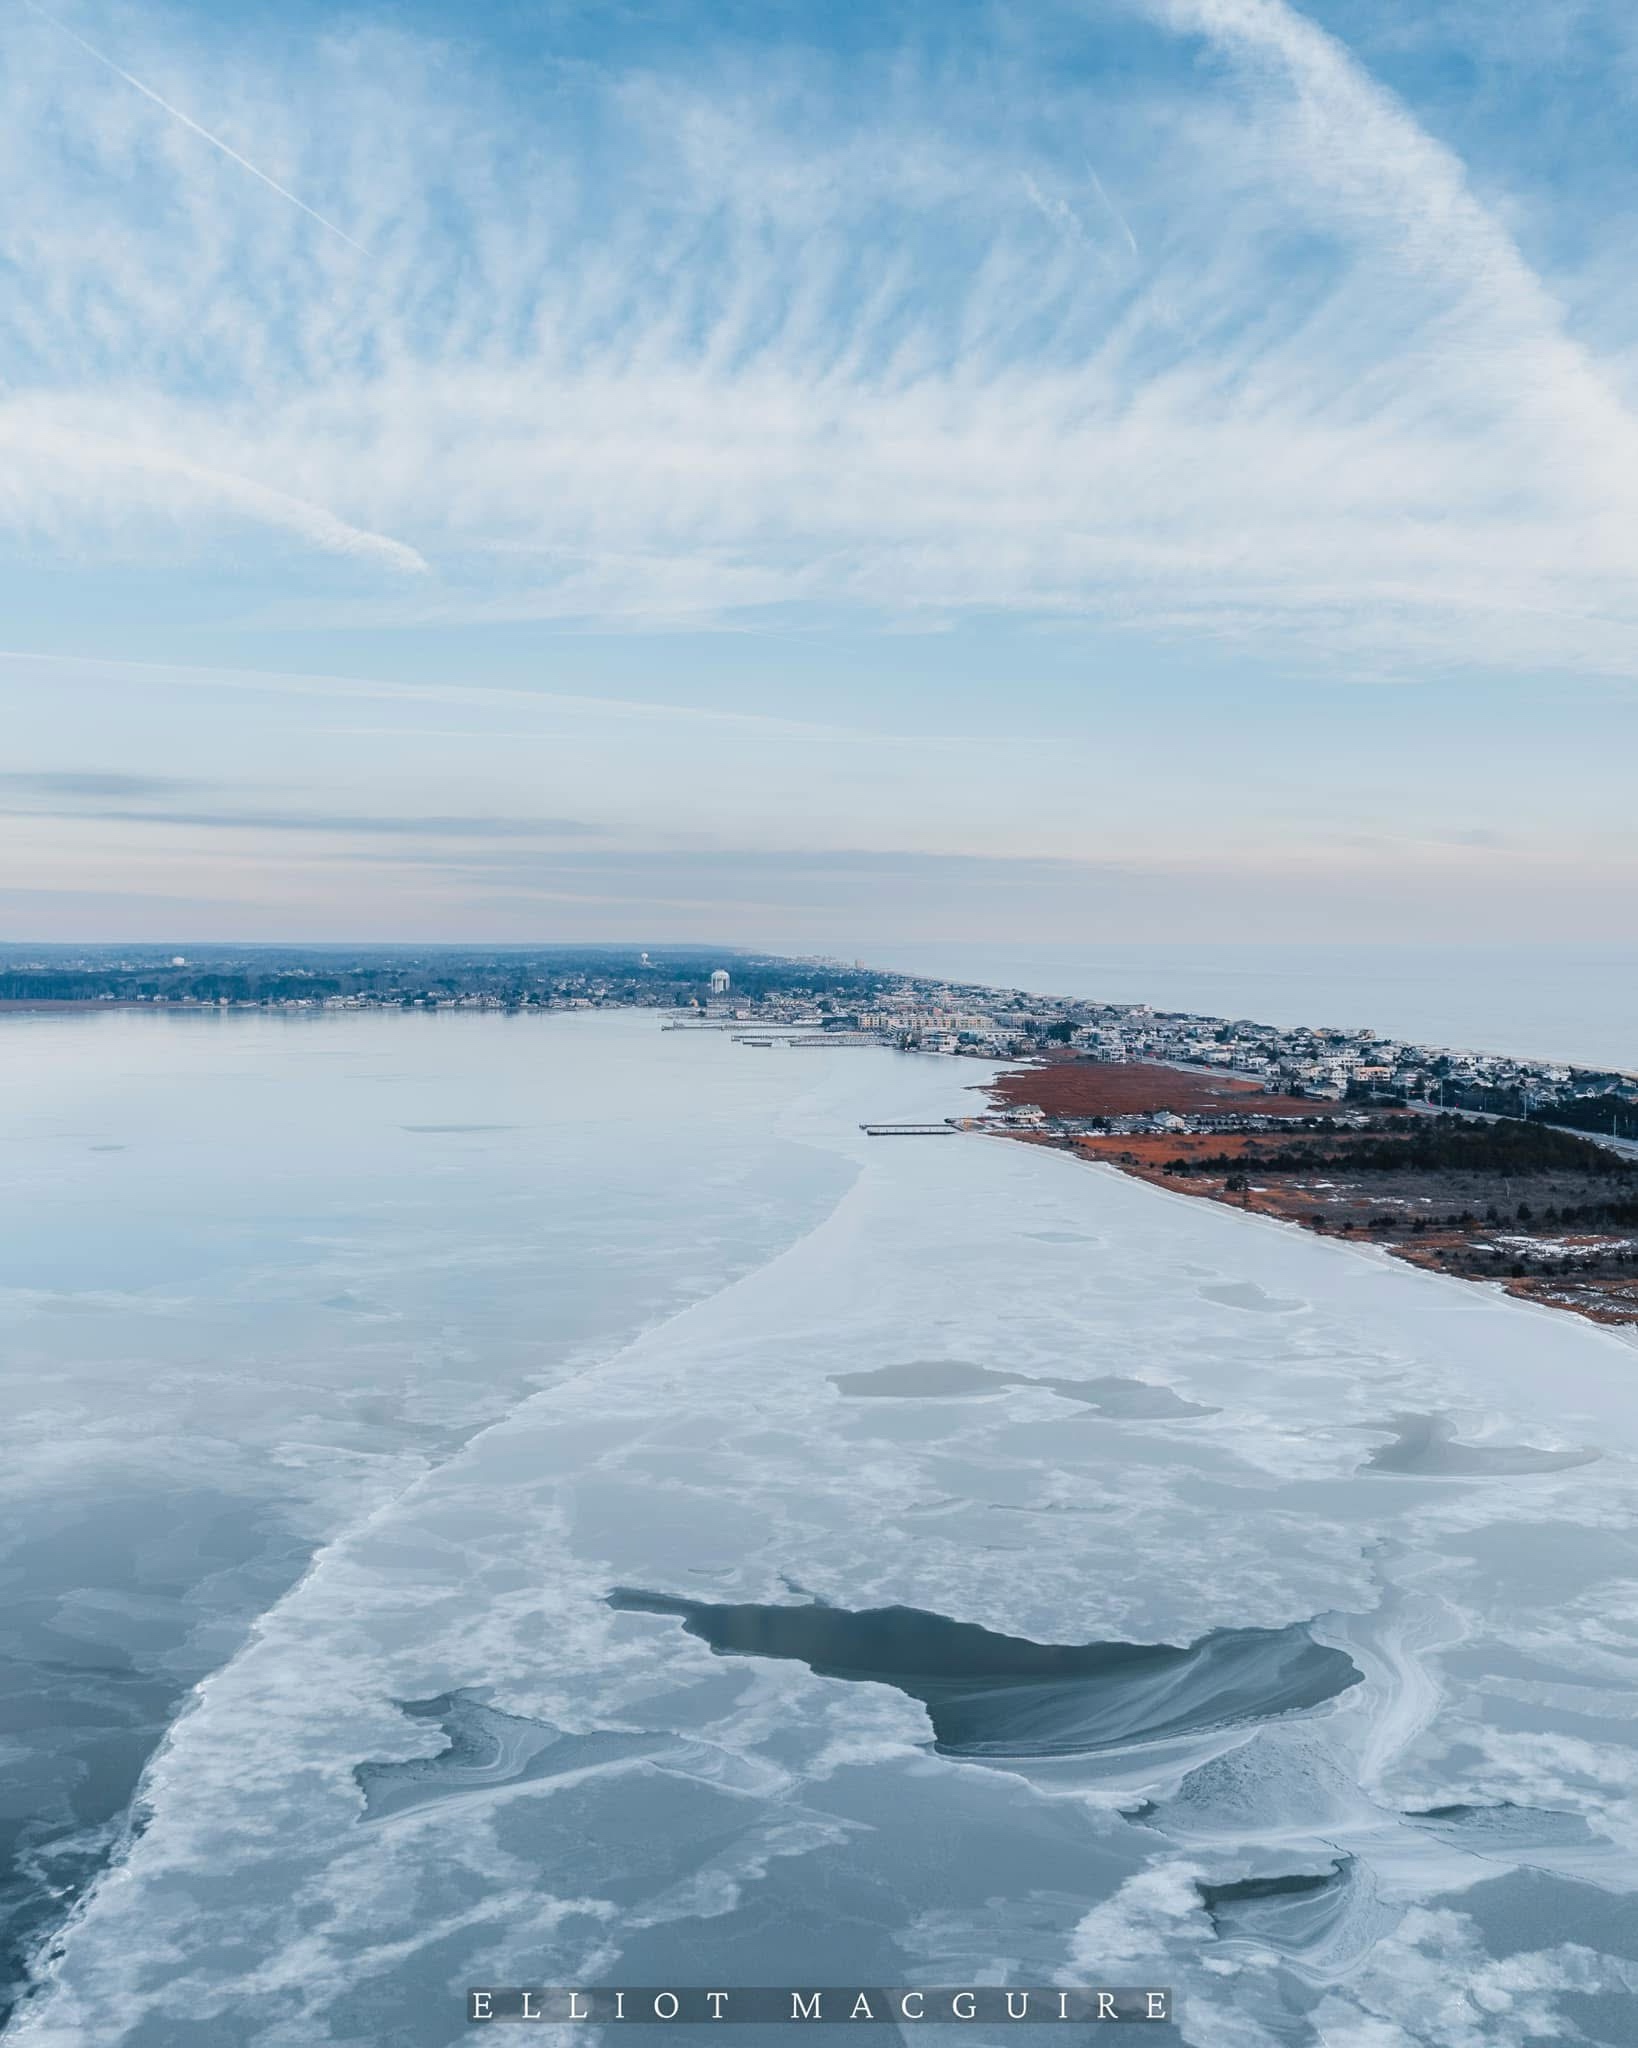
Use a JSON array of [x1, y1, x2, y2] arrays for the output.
[[1001, 1131, 1638, 1360], [984, 1058, 1638, 1333]]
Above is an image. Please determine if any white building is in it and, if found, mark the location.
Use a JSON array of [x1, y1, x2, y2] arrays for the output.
[[709, 968, 731, 996]]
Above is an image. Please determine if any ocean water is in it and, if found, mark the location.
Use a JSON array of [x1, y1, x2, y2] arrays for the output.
[[4, 1011, 1636, 2046], [866, 943, 1638, 1074]]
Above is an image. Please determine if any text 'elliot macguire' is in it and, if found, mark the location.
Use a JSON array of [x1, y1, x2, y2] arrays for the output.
[[466, 1987, 1173, 2024]]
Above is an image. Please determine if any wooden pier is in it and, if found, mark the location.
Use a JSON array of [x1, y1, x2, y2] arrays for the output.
[[859, 1121, 961, 1136]]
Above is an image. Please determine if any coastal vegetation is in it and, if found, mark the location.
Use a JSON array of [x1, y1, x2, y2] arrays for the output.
[[1174, 1113, 1631, 1180]]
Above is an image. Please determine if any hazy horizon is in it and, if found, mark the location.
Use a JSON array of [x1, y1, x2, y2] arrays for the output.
[[7, 936, 1635, 1073]]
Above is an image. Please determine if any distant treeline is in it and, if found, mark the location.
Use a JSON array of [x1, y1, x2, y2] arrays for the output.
[[0, 971, 111, 1000], [1533, 1093, 1638, 1140], [0, 948, 899, 1009], [1534, 1195, 1638, 1230], [1174, 1113, 1633, 1182]]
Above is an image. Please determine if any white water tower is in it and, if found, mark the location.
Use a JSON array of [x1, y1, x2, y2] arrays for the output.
[[710, 968, 731, 996]]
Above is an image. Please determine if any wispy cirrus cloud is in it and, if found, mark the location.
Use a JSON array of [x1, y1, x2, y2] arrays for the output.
[[0, 409, 429, 575], [1, 0, 1636, 677], [21, 808, 601, 838]]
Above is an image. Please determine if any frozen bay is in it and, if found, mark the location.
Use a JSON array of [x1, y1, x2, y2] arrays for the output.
[[4, 1012, 1636, 2045]]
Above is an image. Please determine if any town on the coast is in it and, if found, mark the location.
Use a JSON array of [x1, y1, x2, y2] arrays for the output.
[[6, 942, 1635, 1326], [8, 942, 1631, 1131]]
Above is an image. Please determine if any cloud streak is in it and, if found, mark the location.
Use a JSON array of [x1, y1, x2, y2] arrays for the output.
[[0, 772, 193, 800], [0, 409, 429, 575], [0, 781, 601, 840]]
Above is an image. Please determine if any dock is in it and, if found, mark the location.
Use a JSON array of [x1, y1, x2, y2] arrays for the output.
[[859, 1122, 961, 1136]]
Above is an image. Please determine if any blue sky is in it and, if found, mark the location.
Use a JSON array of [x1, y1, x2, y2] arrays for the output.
[[3, 0, 1635, 945]]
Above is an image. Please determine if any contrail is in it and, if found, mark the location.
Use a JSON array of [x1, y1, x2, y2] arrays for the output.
[[21, 0, 365, 252], [1086, 167, 1139, 256]]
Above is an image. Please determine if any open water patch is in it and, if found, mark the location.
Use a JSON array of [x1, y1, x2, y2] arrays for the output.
[[831, 1360, 1214, 1418], [831, 1360, 1007, 1399], [606, 1591, 1360, 1759], [1362, 1412, 1597, 1476], [399, 1123, 520, 1134], [355, 1692, 663, 1822], [1198, 1856, 1355, 1946], [1404, 1801, 1597, 1851], [1198, 1282, 1305, 1314], [1061, 1377, 1217, 1419]]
